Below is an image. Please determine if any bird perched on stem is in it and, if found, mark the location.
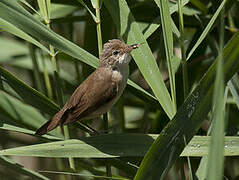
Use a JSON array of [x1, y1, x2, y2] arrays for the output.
[[35, 39, 140, 135]]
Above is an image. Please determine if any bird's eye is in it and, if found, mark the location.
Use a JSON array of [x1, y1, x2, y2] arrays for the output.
[[113, 50, 120, 56]]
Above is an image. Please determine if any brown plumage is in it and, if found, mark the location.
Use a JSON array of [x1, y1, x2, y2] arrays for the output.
[[35, 39, 139, 135]]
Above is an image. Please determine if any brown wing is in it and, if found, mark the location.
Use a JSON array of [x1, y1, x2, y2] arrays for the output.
[[61, 67, 118, 125], [35, 67, 117, 135]]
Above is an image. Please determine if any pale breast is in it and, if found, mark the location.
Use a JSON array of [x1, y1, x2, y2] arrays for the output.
[[112, 63, 129, 97], [89, 64, 129, 117]]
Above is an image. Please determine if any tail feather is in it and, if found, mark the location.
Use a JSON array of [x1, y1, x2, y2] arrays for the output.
[[35, 108, 69, 135], [35, 118, 59, 135]]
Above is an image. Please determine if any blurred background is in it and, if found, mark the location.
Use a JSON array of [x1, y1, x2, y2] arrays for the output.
[[1, 0, 239, 179]]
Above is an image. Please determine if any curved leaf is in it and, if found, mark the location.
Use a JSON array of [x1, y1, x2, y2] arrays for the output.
[[134, 29, 239, 180], [0, 66, 59, 116], [104, 0, 174, 119], [0, 134, 239, 158], [0, 90, 63, 139]]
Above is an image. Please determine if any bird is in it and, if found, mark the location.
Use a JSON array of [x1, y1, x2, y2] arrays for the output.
[[35, 39, 140, 135]]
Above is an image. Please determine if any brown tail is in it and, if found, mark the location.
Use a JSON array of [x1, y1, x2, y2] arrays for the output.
[[35, 118, 60, 135], [35, 107, 69, 135]]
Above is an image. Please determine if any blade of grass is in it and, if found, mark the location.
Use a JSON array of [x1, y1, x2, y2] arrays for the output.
[[178, 0, 189, 98], [183, 136, 193, 180], [206, 6, 225, 180], [49, 4, 77, 20], [28, 44, 44, 93], [38, 170, 129, 180], [37, 0, 50, 24], [0, 156, 50, 180], [76, 0, 97, 22], [134, 29, 239, 179], [37, 0, 75, 172], [190, 0, 208, 14], [1, 135, 239, 157], [0, 123, 62, 140], [154, 0, 177, 112], [0, 90, 63, 138], [0, 18, 50, 54], [0, 66, 59, 115], [104, 0, 174, 119], [186, 0, 227, 60], [228, 74, 239, 110], [143, 0, 189, 39], [93, 0, 111, 176]]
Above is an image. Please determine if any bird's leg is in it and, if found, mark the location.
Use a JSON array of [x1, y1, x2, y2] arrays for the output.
[[76, 122, 100, 136]]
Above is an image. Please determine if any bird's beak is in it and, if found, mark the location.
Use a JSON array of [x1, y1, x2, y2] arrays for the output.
[[130, 43, 140, 49], [128, 42, 145, 52]]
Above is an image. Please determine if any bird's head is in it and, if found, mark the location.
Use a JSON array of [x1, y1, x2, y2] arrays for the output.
[[99, 39, 139, 68]]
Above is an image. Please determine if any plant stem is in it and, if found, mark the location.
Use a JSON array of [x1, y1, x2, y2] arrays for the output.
[[41, 51, 53, 98], [28, 44, 44, 93], [96, 0, 102, 54], [117, 97, 125, 132], [158, 0, 177, 113], [46, 14, 76, 173], [63, 126, 75, 170], [95, 0, 112, 178], [178, 0, 189, 99]]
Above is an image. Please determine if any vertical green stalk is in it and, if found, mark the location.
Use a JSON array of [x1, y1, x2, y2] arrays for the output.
[[41, 51, 53, 98], [206, 6, 225, 180], [156, 0, 177, 113], [183, 136, 193, 180], [95, 0, 112, 178], [48, 23, 76, 173], [95, 0, 106, 132], [178, 2, 191, 178], [117, 97, 125, 131], [28, 44, 44, 93], [37, 0, 75, 172], [96, 0, 102, 54], [69, 23, 81, 82], [178, 0, 188, 99]]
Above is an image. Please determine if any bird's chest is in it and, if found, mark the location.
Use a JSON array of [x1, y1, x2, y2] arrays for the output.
[[111, 64, 129, 96], [90, 65, 129, 117]]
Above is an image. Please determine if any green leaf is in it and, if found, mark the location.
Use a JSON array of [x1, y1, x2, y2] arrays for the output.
[[37, 0, 51, 22], [206, 9, 225, 180], [19, 0, 41, 17], [0, 66, 59, 116], [228, 74, 239, 110], [0, 156, 50, 180], [37, 170, 129, 180], [0, 90, 63, 139], [50, 4, 78, 19], [154, 0, 176, 113], [76, 0, 97, 21], [186, 0, 227, 60], [104, 0, 174, 119], [0, 0, 98, 67], [0, 37, 28, 60], [0, 18, 50, 54], [190, 0, 208, 14], [134, 29, 239, 180], [0, 134, 239, 158], [143, 0, 189, 39], [0, 90, 47, 129], [0, 123, 62, 140]]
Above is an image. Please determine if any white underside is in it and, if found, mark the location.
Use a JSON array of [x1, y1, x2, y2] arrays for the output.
[[90, 60, 130, 118]]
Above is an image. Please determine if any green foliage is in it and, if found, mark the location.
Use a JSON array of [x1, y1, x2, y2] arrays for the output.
[[0, 0, 239, 179]]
